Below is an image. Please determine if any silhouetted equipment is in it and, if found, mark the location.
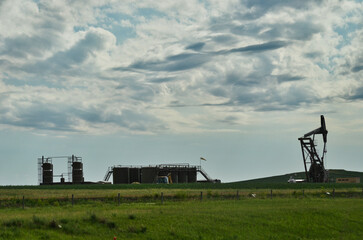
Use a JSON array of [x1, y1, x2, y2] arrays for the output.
[[129, 167, 141, 183], [298, 115, 328, 182], [141, 167, 159, 183], [72, 156, 84, 183], [104, 164, 218, 184], [41, 156, 53, 184], [38, 155, 84, 185], [113, 167, 130, 184]]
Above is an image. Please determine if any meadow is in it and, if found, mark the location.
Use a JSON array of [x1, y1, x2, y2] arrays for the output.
[[0, 183, 362, 239], [1, 198, 363, 239]]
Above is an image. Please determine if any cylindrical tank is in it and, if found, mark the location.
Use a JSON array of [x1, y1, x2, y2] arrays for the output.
[[72, 162, 83, 183], [42, 163, 53, 184], [178, 170, 188, 183], [171, 170, 179, 184], [113, 167, 130, 184], [188, 167, 197, 183], [141, 167, 158, 183], [129, 168, 140, 183]]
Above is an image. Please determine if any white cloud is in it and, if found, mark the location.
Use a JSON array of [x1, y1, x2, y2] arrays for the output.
[[0, 0, 363, 136]]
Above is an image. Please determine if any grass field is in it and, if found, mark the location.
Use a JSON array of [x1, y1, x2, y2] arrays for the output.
[[1, 198, 363, 240], [0, 184, 363, 204], [1, 181, 362, 239]]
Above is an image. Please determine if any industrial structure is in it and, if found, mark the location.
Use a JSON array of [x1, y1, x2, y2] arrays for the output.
[[38, 155, 84, 185], [336, 177, 360, 183], [298, 115, 328, 182], [103, 164, 219, 184]]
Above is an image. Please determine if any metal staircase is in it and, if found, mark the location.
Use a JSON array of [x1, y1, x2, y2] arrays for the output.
[[196, 166, 213, 182], [103, 166, 113, 181]]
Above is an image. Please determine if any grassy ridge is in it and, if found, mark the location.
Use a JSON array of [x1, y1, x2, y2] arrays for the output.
[[1, 199, 363, 239], [233, 169, 363, 184]]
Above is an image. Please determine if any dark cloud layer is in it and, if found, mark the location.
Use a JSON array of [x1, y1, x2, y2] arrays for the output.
[[114, 41, 288, 73], [1, 35, 53, 58], [275, 74, 305, 83], [346, 87, 363, 100], [19, 30, 108, 75], [226, 40, 288, 53], [240, 0, 320, 20], [185, 42, 205, 51], [352, 65, 363, 73]]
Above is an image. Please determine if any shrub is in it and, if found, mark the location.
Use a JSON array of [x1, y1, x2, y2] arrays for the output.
[[128, 225, 147, 234], [49, 219, 58, 229], [32, 215, 46, 227], [89, 213, 98, 223], [3, 219, 23, 227], [107, 221, 116, 229]]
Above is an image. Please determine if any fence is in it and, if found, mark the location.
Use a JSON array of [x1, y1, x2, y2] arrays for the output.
[[1, 188, 362, 209]]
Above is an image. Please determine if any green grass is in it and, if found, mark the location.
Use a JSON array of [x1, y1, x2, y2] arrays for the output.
[[0, 171, 362, 239], [1, 187, 362, 206], [0, 198, 363, 239]]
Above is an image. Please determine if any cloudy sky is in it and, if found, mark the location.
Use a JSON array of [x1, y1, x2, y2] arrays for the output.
[[0, 0, 362, 185]]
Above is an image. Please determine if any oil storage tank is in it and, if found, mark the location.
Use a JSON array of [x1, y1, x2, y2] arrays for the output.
[[72, 161, 84, 183], [178, 169, 188, 183], [188, 167, 197, 183], [113, 167, 130, 184], [129, 168, 141, 183], [170, 170, 179, 184], [42, 162, 53, 184], [141, 167, 158, 183]]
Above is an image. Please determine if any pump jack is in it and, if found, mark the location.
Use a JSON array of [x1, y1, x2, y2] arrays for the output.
[[298, 115, 328, 182]]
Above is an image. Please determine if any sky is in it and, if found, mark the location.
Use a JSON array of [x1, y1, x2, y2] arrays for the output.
[[0, 0, 363, 185]]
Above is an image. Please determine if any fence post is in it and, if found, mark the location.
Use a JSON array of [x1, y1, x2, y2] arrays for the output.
[[118, 193, 120, 206], [332, 188, 335, 199], [22, 196, 25, 209], [72, 194, 74, 206], [237, 190, 239, 200], [200, 191, 203, 201], [161, 192, 164, 204], [270, 189, 273, 199]]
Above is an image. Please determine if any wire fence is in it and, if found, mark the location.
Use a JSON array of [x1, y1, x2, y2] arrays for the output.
[[1, 188, 362, 209]]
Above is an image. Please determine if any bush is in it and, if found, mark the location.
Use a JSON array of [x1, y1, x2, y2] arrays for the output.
[[107, 221, 116, 229], [49, 219, 59, 229], [128, 225, 147, 234], [32, 215, 46, 227], [3, 219, 24, 227]]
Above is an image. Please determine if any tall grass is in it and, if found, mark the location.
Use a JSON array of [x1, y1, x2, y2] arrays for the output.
[[0, 198, 362, 239], [0, 187, 362, 208]]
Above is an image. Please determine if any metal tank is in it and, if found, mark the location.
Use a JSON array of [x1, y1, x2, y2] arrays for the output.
[[113, 167, 130, 184], [129, 168, 141, 183], [178, 169, 188, 183], [141, 167, 158, 183], [72, 161, 84, 183], [170, 170, 179, 184], [42, 162, 53, 184], [188, 167, 197, 183]]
